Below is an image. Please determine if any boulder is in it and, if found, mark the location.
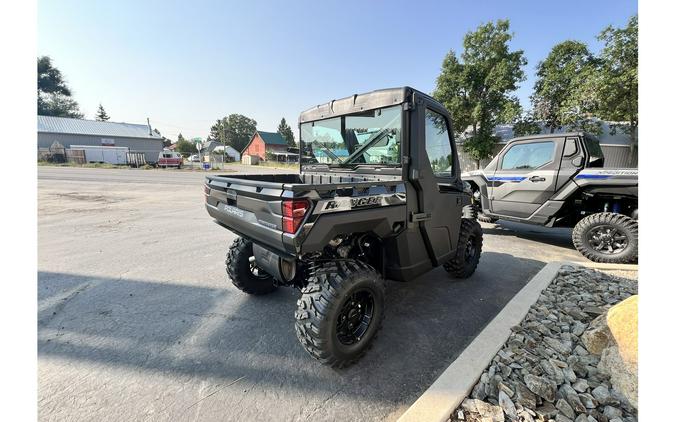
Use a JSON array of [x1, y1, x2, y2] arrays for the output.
[[599, 295, 638, 408]]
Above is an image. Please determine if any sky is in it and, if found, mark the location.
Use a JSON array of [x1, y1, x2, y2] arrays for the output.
[[38, 0, 637, 142]]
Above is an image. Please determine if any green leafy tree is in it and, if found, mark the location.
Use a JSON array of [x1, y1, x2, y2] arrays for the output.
[[595, 15, 638, 163], [531, 41, 596, 133], [208, 114, 257, 152], [95, 104, 110, 121], [37, 56, 83, 118], [175, 133, 197, 154], [278, 117, 296, 147], [434, 20, 526, 167]]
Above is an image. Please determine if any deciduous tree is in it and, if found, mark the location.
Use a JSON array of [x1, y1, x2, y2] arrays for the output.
[[208, 114, 257, 152], [595, 15, 638, 163], [434, 20, 526, 167], [531, 41, 596, 133]]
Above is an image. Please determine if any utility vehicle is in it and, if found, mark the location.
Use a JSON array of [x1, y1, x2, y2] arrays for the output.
[[204, 87, 482, 367], [462, 132, 638, 263]]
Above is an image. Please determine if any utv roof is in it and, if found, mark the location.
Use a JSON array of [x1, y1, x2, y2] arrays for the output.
[[299, 87, 442, 123], [509, 132, 597, 143]]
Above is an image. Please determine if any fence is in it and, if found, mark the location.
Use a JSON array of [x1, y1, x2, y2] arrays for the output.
[[456, 143, 638, 171]]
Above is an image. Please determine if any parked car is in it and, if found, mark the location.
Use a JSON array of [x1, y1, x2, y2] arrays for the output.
[[188, 154, 201, 162], [204, 87, 482, 367], [158, 151, 183, 168], [462, 132, 638, 263]]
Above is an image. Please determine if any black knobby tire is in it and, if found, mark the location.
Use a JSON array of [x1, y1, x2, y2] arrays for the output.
[[295, 260, 385, 368], [462, 204, 478, 220], [444, 218, 483, 278], [572, 212, 638, 263], [477, 213, 498, 223], [226, 237, 277, 295]]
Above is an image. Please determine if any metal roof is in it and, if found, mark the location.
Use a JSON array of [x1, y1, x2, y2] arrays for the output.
[[37, 115, 162, 140], [257, 131, 287, 145]]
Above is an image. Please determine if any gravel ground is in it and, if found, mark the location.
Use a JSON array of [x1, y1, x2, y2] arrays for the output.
[[449, 265, 638, 422]]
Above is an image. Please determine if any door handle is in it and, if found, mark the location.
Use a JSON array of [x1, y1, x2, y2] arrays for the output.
[[529, 176, 546, 182]]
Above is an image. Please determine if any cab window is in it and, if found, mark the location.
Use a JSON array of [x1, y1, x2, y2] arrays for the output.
[[501, 141, 555, 170], [424, 109, 454, 177]]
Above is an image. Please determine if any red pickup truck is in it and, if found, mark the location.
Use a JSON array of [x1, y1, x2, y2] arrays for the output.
[[158, 151, 183, 168]]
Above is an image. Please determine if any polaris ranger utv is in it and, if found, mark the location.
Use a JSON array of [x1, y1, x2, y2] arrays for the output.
[[204, 87, 482, 367], [462, 132, 638, 263]]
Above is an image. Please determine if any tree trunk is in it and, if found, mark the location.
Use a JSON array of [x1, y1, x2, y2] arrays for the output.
[[475, 158, 480, 169]]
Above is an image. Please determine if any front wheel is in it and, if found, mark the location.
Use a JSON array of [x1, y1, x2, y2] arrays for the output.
[[295, 260, 385, 368], [226, 237, 277, 295], [444, 218, 483, 278], [572, 212, 638, 263]]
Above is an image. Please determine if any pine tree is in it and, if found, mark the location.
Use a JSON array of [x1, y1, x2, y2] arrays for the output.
[[278, 117, 296, 147], [95, 104, 110, 121]]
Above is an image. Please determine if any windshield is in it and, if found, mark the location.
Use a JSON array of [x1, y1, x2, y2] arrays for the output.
[[300, 105, 402, 167]]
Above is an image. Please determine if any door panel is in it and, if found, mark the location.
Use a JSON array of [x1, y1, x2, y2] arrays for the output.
[[410, 102, 463, 265], [489, 138, 564, 218], [555, 137, 585, 191]]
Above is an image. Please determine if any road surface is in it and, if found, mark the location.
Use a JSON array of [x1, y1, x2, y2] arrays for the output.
[[38, 166, 583, 421]]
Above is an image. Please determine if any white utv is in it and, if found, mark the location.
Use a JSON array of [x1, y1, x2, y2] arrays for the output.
[[462, 133, 638, 263]]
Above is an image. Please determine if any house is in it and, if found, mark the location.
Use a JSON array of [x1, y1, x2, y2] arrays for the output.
[[38, 115, 165, 163], [241, 131, 288, 161], [199, 140, 241, 161]]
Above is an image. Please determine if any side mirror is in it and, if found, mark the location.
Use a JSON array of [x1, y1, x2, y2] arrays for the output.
[[571, 156, 584, 167]]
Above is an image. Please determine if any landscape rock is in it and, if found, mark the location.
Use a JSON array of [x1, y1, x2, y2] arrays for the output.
[[448, 268, 637, 422], [556, 399, 576, 419], [460, 398, 505, 421], [515, 383, 537, 410], [578, 393, 598, 409], [581, 314, 611, 355], [590, 385, 611, 405], [603, 405, 622, 419], [573, 379, 589, 393], [534, 402, 558, 419], [498, 390, 518, 420], [524, 374, 557, 402]]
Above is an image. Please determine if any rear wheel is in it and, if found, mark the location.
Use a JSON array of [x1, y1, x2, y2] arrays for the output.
[[226, 237, 277, 295], [295, 260, 385, 368], [572, 212, 638, 263], [444, 218, 483, 278]]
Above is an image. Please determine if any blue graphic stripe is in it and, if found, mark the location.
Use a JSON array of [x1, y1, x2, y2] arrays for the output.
[[487, 176, 527, 182], [575, 174, 611, 180]]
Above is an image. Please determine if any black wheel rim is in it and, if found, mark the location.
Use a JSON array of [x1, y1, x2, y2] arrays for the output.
[[587, 225, 628, 255], [336, 289, 375, 346], [249, 257, 271, 279], [465, 235, 477, 262]]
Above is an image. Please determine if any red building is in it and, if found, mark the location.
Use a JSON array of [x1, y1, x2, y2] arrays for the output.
[[241, 131, 288, 161]]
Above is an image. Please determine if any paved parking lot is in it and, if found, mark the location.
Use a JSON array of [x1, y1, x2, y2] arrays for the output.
[[38, 167, 585, 421]]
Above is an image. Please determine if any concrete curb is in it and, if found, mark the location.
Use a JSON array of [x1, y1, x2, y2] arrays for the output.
[[581, 262, 638, 272], [397, 261, 569, 422]]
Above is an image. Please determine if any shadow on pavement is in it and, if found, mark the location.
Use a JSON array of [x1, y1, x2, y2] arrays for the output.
[[38, 250, 545, 415], [481, 220, 576, 250]]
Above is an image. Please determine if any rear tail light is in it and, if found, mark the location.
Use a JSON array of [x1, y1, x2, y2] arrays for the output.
[[281, 199, 310, 233], [204, 184, 211, 201]]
